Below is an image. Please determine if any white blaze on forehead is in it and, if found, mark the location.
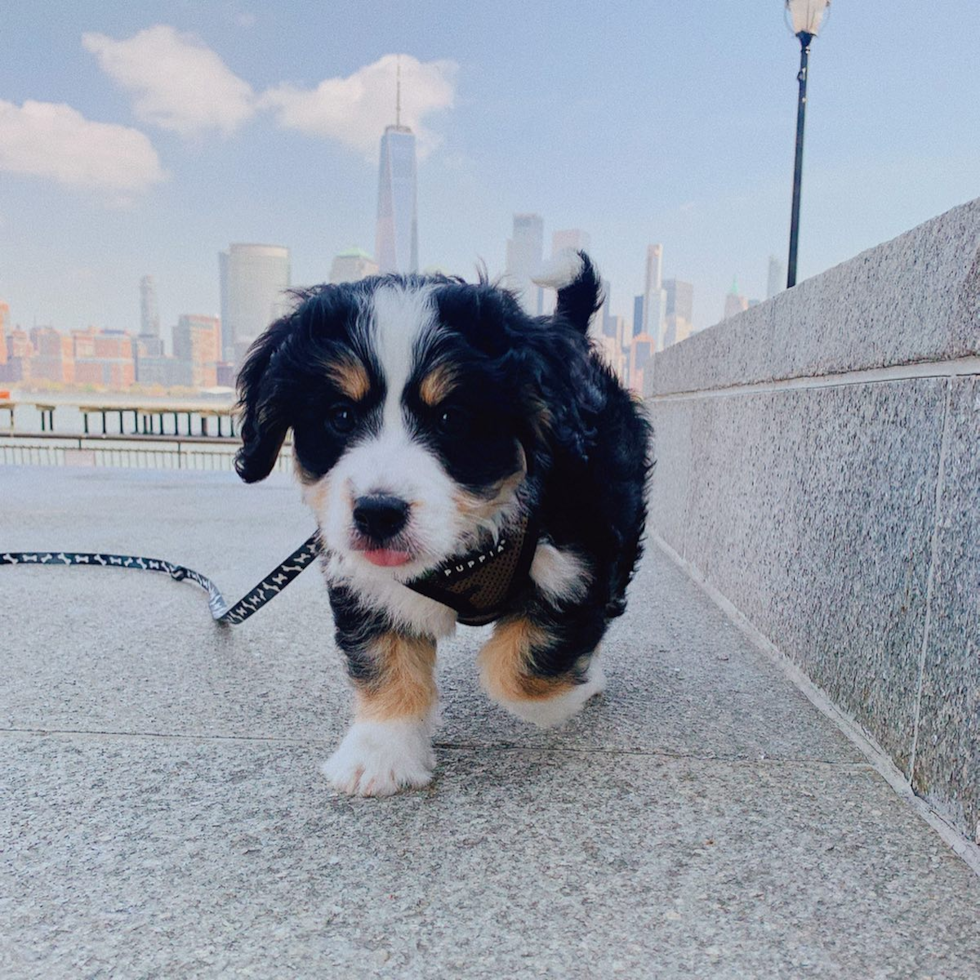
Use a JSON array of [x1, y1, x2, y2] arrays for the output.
[[369, 285, 437, 429], [319, 282, 460, 570], [307, 281, 524, 617]]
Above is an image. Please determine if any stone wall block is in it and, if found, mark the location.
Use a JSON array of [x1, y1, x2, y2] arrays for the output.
[[913, 376, 980, 839], [651, 380, 948, 770]]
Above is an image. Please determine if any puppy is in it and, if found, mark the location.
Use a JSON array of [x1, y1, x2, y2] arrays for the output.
[[235, 252, 650, 796]]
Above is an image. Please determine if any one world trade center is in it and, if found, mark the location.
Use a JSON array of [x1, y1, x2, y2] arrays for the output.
[[375, 64, 419, 275]]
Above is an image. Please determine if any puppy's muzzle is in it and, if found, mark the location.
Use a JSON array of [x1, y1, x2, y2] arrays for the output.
[[352, 494, 410, 543]]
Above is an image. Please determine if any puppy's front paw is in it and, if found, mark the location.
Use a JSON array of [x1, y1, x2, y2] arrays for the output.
[[322, 720, 435, 797]]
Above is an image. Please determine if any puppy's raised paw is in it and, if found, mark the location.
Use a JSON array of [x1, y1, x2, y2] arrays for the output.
[[322, 719, 435, 797]]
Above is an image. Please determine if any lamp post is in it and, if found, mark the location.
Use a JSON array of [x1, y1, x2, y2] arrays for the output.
[[785, 0, 830, 289]]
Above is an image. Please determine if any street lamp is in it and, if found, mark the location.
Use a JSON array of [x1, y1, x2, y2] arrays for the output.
[[785, 0, 831, 289]]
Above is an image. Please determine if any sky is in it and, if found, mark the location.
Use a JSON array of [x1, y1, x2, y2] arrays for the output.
[[1, 1, 978, 342]]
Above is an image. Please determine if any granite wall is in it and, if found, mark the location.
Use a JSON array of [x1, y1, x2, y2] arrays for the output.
[[647, 198, 980, 844]]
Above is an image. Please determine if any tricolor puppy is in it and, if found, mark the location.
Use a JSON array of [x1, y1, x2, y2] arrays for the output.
[[235, 251, 650, 796]]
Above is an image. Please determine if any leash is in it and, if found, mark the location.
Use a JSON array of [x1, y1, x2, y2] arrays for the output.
[[0, 536, 321, 626], [2, 512, 539, 627]]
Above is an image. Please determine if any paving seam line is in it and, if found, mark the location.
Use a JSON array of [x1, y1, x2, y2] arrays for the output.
[[0, 726, 873, 768], [0, 727, 313, 745], [650, 532, 980, 879]]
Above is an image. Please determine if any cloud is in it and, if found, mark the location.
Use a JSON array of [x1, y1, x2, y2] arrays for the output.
[[80, 29, 456, 161], [261, 54, 457, 160], [82, 24, 254, 138], [0, 99, 166, 193]]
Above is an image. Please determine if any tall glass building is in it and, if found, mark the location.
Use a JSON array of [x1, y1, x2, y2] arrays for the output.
[[375, 125, 419, 275], [643, 243, 667, 348], [767, 255, 785, 300], [218, 243, 291, 365], [505, 213, 544, 316], [139, 274, 160, 339]]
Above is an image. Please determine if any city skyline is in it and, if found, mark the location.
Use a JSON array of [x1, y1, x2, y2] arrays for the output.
[[0, 214, 694, 396], [1, 4, 977, 339], [0, 222, 761, 351], [0, 312, 229, 390]]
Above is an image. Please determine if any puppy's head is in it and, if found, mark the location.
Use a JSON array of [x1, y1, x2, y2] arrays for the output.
[[235, 254, 600, 580]]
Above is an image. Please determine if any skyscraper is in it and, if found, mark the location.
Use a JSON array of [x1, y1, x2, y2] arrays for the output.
[[219, 250, 230, 358], [506, 213, 544, 316], [140, 275, 160, 338], [219, 244, 291, 365], [643, 244, 667, 350], [663, 278, 694, 349], [375, 63, 419, 275], [330, 248, 380, 284], [767, 255, 785, 300], [629, 334, 656, 397], [664, 279, 694, 324], [595, 313, 628, 384], [597, 278, 613, 339], [632, 295, 645, 339], [551, 229, 591, 256], [0, 302, 8, 369], [174, 314, 222, 388], [724, 276, 749, 320]]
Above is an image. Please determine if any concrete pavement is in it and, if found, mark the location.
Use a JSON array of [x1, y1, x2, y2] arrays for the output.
[[2, 466, 978, 978]]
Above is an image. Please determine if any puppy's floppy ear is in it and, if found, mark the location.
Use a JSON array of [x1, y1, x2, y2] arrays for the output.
[[532, 249, 602, 334], [234, 312, 297, 484]]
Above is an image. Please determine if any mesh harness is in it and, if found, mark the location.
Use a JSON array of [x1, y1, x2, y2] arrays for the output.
[[403, 509, 538, 626]]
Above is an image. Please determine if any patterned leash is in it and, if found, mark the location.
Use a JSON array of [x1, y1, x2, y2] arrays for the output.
[[0, 534, 322, 626]]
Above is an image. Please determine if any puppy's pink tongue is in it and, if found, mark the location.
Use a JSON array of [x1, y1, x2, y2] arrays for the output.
[[363, 549, 412, 567]]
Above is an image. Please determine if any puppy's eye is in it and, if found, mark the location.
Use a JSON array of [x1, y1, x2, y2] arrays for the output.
[[436, 407, 467, 436], [326, 404, 357, 435]]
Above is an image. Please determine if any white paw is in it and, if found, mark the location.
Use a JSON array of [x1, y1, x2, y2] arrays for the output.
[[322, 719, 435, 797], [496, 658, 606, 729]]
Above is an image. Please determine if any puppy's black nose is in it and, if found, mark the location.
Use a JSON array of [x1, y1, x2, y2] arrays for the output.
[[353, 494, 410, 541]]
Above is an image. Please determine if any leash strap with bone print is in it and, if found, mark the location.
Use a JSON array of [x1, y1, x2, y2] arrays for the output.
[[2, 510, 537, 627], [0, 535, 322, 626]]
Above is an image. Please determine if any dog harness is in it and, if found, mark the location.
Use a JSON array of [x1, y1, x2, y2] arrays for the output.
[[403, 510, 539, 626]]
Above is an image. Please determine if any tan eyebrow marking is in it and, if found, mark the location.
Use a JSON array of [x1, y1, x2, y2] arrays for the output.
[[326, 354, 370, 402], [419, 362, 458, 406]]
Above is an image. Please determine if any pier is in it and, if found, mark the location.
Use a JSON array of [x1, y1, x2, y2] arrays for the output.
[[0, 394, 239, 438]]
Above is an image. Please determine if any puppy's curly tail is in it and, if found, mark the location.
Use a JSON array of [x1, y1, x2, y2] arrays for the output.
[[532, 250, 602, 334]]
